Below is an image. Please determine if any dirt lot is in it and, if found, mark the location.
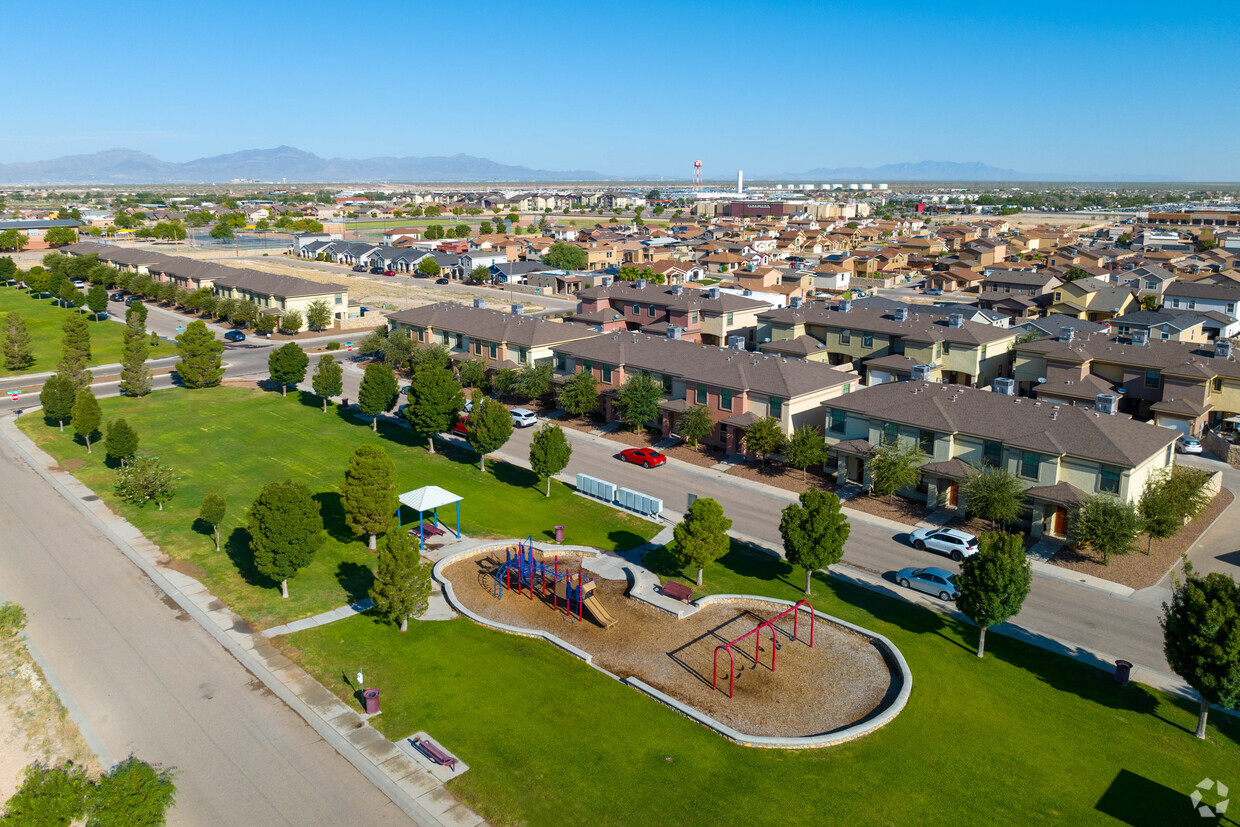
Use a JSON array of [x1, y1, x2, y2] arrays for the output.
[[727, 460, 837, 494], [443, 550, 898, 738]]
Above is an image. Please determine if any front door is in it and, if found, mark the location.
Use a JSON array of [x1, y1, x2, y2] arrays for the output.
[[947, 484, 959, 508], [1051, 506, 1067, 536]]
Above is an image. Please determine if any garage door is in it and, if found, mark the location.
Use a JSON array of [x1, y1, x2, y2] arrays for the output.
[[1156, 417, 1191, 435]]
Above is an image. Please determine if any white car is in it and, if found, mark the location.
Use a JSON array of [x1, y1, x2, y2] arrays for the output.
[[1177, 436, 1203, 454], [908, 527, 978, 562], [510, 408, 537, 428]]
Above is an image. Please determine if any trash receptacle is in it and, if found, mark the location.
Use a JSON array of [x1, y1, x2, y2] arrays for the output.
[[554, 525, 564, 543], [1114, 660, 1132, 686], [362, 688, 381, 714], [342, 397, 350, 409]]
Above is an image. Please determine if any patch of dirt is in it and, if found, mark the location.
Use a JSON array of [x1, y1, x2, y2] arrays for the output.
[[443, 550, 897, 738], [163, 557, 208, 581], [725, 461, 835, 494], [1049, 489, 1234, 589], [842, 494, 932, 526], [58, 458, 84, 471]]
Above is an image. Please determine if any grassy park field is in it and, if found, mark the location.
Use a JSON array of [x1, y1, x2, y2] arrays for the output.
[[0, 286, 152, 377], [18, 386, 658, 628]]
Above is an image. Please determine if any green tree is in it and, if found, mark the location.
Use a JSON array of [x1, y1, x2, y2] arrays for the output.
[[126, 301, 148, 328], [1068, 495, 1142, 564], [104, 418, 138, 466], [311, 353, 343, 412], [0, 257, 16, 282], [417, 257, 442, 277], [779, 489, 850, 594], [457, 358, 486, 390], [467, 393, 513, 472], [380, 331, 415, 369], [278, 308, 303, 334], [513, 363, 552, 401], [404, 363, 464, 452], [955, 531, 1033, 658], [254, 313, 277, 335], [88, 756, 178, 827], [468, 265, 491, 284], [423, 224, 444, 240], [672, 497, 732, 586], [529, 422, 572, 496], [114, 455, 176, 511], [743, 416, 786, 464], [1139, 465, 1213, 553], [2, 311, 33, 370], [558, 367, 599, 418], [305, 299, 332, 331], [676, 404, 715, 450], [541, 241, 588, 270], [1062, 266, 1089, 282], [479, 221, 493, 235], [174, 320, 223, 388], [71, 388, 101, 453], [267, 342, 308, 397], [784, 425, 826, 481], [1161, 561, 1240, 739], [961, 465, 1025, 529], [1, 762, 90, 824], [40, 372, 77, 431], [59, 312, 92, 389], [409, 341, 449, 372], [198, 493, 226, 552], [0, 230, 29, 251], [369, 524, 432, 632], [358, 362, 399, 431], [340, 445, 398, 550], [248, 480, 324, 598], [119, 319, 152, 397], [614, 371, 662, 430], [869, 441, 923, 504], [209, 222, 234, 241], [86, 285, 108, 318]]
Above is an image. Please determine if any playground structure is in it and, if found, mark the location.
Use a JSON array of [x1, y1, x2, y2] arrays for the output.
[[712, 600, 815, 699], [492, 542, 618, 629]]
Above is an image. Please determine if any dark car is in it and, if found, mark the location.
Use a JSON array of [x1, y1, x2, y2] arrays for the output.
[[124, 296, 142, 306], [224, 330, 246, 342], [435, 278, 450, 285], [352, 264, 367, 272], [369, 266, 384, 274], [109, 291, 126, 301]]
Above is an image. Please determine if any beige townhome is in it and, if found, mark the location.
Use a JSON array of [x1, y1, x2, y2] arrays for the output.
[[211, 270, 351, 331]]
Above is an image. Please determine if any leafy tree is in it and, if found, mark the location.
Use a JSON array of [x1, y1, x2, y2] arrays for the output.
[[1062, 266, 1089, 282], [104, 418, 138, 465], [0, 257, 16, 282], [466, 393, 513, 472], [86, 285, 108, 318], [1161, 561, 1240, 739], [512, 363, 552, 401], [2, 311, 33, 370], [114, 455, 176, 511], [71, 388, 101, 453], [357, 362, 399, 431], [529, 423, 572, 496], [175, 320, 223, 388], [59, 313, 92, 389], [479, 221, 493, 235], [672, 496, 732, 586], [278, 308, 303, 334], [541, 242, 588, 270], [267, 342, 308, 397], [380, 331, 415, 369], [248, 480, 324, 598], [88, 756, 178, 827], [743, 416, 786, 464], [961, 465, 1024, 528], [676, 404, 715, 450], [779, 488, 850, 594], [254, 313, 277, 335], [340, 445, 398, 551], [417, 257, 442, 277], [198, 494, 226, 552], [457, 358, 486, 390], [614, 371, 662, 430], [305, 299, 332, 331], [119, 319, 152, 397], [311, 353, 343, 411], [1, 761, 90, 824], [126, 301, 148, 328], [491, 367, 519, 400], [1068, 495, 1142, 564], [1140, 465, 1213, 553], [955, 531, 1032, 658], [869, 441, 923, 504], [409, 342, 449, 372], [369, 523, 432, 631], [558, 367, 599, 418], [40, 372, 77, 431], [404, 363, 464, 452], [209, 222, 234, 241], [784, 425, 826, 481], [0, 229, 29, 251], [468, 265, 491, 284]]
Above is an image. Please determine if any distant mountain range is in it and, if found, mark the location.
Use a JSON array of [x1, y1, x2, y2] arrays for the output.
[[771, 160, 1183, 183], [0, 146, 609, 184]]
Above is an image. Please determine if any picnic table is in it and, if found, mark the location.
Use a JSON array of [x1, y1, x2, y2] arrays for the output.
[[409, 522, 446, 538]]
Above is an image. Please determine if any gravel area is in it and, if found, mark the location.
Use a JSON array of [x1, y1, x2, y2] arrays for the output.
[[842, 494, 933, 525], [443, 550, 896, 738], [1049, 489, 1234, 589], [725, 461, 835, 494]]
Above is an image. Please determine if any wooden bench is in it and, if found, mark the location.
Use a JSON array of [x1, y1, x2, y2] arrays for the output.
[[413, 738, 457, 771], [661, 581, 694, 603]]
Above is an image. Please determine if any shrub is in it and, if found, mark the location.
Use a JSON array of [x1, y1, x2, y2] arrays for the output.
[[326, 341, 341, 351]]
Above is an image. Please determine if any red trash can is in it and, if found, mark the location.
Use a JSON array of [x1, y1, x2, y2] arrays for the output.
[[363, 688, 381, 714], [554, 525, 564, 543]]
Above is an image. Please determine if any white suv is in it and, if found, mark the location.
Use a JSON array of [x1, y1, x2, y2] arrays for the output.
[[510, 408, 537, 428], [908, 527, 979, 562]]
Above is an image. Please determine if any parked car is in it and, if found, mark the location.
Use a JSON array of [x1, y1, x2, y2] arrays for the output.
[[72, 279, 86, 288], [352, 264, 367, 272], [908, 527, 978, 561], [451, 415, 469, 436], [223, 330, 246, 342], [923, 288, 944, 296], [435, 278, 450, 285], [620, 448, 667, 468], [896, 567, 958, 601], [109, 291, 126, 301], [383, 269, 396, 276], [1178, 436, 1203, 454], [510, 408, 537, 428], [369, 267, 384, 274]]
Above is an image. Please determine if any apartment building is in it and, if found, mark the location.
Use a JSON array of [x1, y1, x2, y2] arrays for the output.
[[572, 280, 770, 345]]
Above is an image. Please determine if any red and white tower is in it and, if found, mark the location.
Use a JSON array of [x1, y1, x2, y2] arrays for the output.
[[693, 159, 702, 193]]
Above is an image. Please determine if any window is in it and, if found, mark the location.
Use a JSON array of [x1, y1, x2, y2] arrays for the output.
[[1100, 465, 1121, 495], [1145, 368, 1161, 389], [489, 343, 498, 359], [602, 365, 612, 383], [441, 332, 450, 346], [1160, 326, 1170, 340], [649, 305, 656, 317], [863, 332, 874, 349], [556, 353, 566, 371], [918, 430, 935, 454], [583, 360, 592, 372], [691, 311, 699, 324], [335, 293, 343, 305], [882, 423, 899, 446], [1020, 451, 1040, 480], [980, 344, 987, 359], [843, 383, 851, 394], [518, 346, 529, 365], [840, 329, 851, 345], [414, 326, 425, 342], [720, 389, 733, 411], [632, 303, 641, 315], [696, 383, 707, 404], [1166, 444, 1174, 465], [455, 333, 464, 349], [1054, 291, 1062, 303], [1172, 298, 1181, 308], [829, 409, 846, 434], [983, 441, 1002, 468], [935, 342, 943, 358], [770, 397, 783, 418], [727, 312, 734, 325], [1228, 304, 1235, 315], [1189, 301, 1197, 310], [474, 342, 483, 355], [1214, 377, 1223, 392], [1145, 280, 1157, 290], [661, 373, 673, 393]]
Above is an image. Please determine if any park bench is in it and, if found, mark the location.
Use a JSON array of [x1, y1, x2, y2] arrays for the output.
[[413, 738, 457, 771], [661, 581, 694, 603]]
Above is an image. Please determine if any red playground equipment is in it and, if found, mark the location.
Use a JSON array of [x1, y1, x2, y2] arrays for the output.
[[493, 542, 618, 628], [712, 600, 815, 699]]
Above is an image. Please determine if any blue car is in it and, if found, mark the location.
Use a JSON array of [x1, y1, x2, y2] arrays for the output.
[[923, 288, 943, 296], [897, 567, 958, 601], [224, 330, 246, 342]]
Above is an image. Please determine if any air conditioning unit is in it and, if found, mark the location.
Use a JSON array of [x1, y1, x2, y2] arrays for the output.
[[636, 278, 647, 289], [948, 313, 964, 328], [790, 296, 803, 308], [1131, 329, 1149, 346], [666, 326, 682, 339], [728, 335, 746, 351], [511, 303, 524, 315], [839, 299, 852, 313], [707, 287, 721, 299], [600, 276, 613, 286], [672, 285, 684, 295], [894, 307, 909, 322], [473, 297, 486, 309], [993, 377, 1016, 395], [1059, 326, 1075, 343], [1216, 341, 1232, 359], [911, 364, 932, 381], [1095, 393, 1118, 415]]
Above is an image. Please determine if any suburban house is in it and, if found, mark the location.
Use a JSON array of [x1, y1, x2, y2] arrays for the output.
[[1162, 281, 1240, 320], [550, 331, 857, 454], [1048, 279, 1140, 321], [1108, 310, 1210, 343], [823, 380, 1179, 538], [923, 267, 987, 292], [1113, 264, 1176, 301], [572, 280, 770, 345]]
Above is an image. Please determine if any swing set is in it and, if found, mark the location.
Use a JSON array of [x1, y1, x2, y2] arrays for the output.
[[711, 600, 816, 699]]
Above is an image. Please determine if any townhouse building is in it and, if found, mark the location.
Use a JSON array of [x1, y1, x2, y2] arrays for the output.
[[1162, 281, 1240, 319], [572, 280, 770, 345], [1048, 279, 1140, 321]]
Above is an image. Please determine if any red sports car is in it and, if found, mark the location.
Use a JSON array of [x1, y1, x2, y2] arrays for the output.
[[451, 416, 469, 436], [383, 269, 396, 276], [620, 448, 666, 468]]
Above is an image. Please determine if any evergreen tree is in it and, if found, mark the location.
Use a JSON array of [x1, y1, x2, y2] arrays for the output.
[[58, 313, 92, 390], [2, 311, 33, 370], [71, 388, 101, 453], [557, 367, 598, 418], [340, 445, 398, 550], [779, 488, 850, 595], [529, 422, 572, 496], [357, 362, 398, 431], [175, 320, 223, 388], [248, 480, 324, 598], [677, 404, 714, 450], [457, 358, 487, 390], [1161, 561, 1240, 739], [126, 301, 148, 328], [955, 531, 1032, 658], [104, 418, 139, 465], [311, 354, 343, 411], [369, 523, 432, 631], [404, 363, 464, 452], [119, 319, 152, 397], [672, 497, 732, 586], [86, 284, 109, 318], [466, 394, 513, 472], [199, 493, 226, 552], [40, 372, 77, 431], [267, 342, 309, 397]]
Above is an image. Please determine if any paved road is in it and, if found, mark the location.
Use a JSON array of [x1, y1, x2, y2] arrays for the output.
[[0, 437, 409, 825]]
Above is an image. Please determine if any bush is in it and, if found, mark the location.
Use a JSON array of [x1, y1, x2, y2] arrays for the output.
[[326, 341, 341, 351], [0, 601, 26, 635]]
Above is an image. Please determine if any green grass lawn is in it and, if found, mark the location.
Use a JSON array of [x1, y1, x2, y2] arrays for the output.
[[0, 285, 160, 377], [285, 543, 1240, 825], [18, 386, 658, 628]]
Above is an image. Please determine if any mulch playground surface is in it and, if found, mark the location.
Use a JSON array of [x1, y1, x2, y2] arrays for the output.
[[443, 550, 896, 738]]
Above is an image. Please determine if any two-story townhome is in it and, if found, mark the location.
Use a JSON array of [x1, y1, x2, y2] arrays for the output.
[[385, 300, 603, 372], [1108, 310, 1209, 343], [823, 380, 1179, 538], [1049, 279, 1140, 321], [550, 331, 856, 454], [571, 280, 770, 345], [210, 270, 352, 332], [755, 301, 1018, 387], [1162, 280, 1240, 320], [1113, 263, 1176, 301]]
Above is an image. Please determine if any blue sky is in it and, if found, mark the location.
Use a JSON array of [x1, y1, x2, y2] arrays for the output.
[[7, 0, 1239, 180]]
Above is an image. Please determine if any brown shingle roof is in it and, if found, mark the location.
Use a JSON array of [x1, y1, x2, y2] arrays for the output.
[[758, 303, 1015, 347], [387, 303, 603, 348]]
